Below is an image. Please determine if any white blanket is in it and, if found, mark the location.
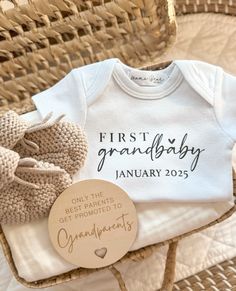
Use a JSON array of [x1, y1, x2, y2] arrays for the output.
[[1, 13, 236, 290]]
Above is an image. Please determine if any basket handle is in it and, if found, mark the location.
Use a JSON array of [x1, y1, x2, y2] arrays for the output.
[[160, 241, 178, 291], [109, 241, 179, 291]]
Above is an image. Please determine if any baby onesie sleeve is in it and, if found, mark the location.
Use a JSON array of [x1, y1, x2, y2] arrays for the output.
[[32, 68, 87, 126], [214, 68, 236, 143]]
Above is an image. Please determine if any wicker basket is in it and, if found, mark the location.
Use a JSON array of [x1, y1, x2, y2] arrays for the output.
[[0, 0, 236, 290]]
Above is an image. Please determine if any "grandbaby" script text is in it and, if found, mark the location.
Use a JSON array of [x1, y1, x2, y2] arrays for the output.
[[97, 133, 205, 172]]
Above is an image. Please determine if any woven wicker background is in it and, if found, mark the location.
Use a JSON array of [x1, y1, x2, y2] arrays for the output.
[[0, 0, 176, 114]]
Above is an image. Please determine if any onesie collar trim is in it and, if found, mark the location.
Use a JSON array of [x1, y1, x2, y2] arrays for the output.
[[112, 59, 183, 99], [87, 58, 217, 106]]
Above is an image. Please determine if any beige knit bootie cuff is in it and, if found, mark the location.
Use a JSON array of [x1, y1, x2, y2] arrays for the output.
[[0, 111, 28, 149], [0, 110, 64, 152], [1, 110, 88, 176], [0, 146, 67, 190]]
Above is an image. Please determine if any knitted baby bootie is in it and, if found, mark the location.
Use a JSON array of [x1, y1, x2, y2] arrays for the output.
[[0, 110, 88, 175], [0, 146, 72, 224]]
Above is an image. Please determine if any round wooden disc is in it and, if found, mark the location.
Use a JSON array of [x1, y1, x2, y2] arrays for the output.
[[48, 179, 138, 268]]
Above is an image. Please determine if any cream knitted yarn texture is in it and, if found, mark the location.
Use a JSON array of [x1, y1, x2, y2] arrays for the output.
[[0, 111, 88, 175], [0, 111, 28, 149], [0, 146, 72, 224], [14, 119, 88, 175], [0, 146, 19, 189]]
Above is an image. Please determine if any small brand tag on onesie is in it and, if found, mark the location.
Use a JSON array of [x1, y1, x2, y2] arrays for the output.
[[48, 179, 138, 268], [124, 68, 169, 87]]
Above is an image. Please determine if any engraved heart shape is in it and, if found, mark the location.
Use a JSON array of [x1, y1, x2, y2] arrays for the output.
[[168, 138, 175, 144], [94, 247, 107, 259]]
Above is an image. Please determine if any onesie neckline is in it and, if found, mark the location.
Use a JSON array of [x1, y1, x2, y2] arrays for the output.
[[111, 59, 184, 99]]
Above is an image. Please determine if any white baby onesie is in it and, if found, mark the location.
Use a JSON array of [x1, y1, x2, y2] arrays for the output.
[[32, 58, 236, 202]]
